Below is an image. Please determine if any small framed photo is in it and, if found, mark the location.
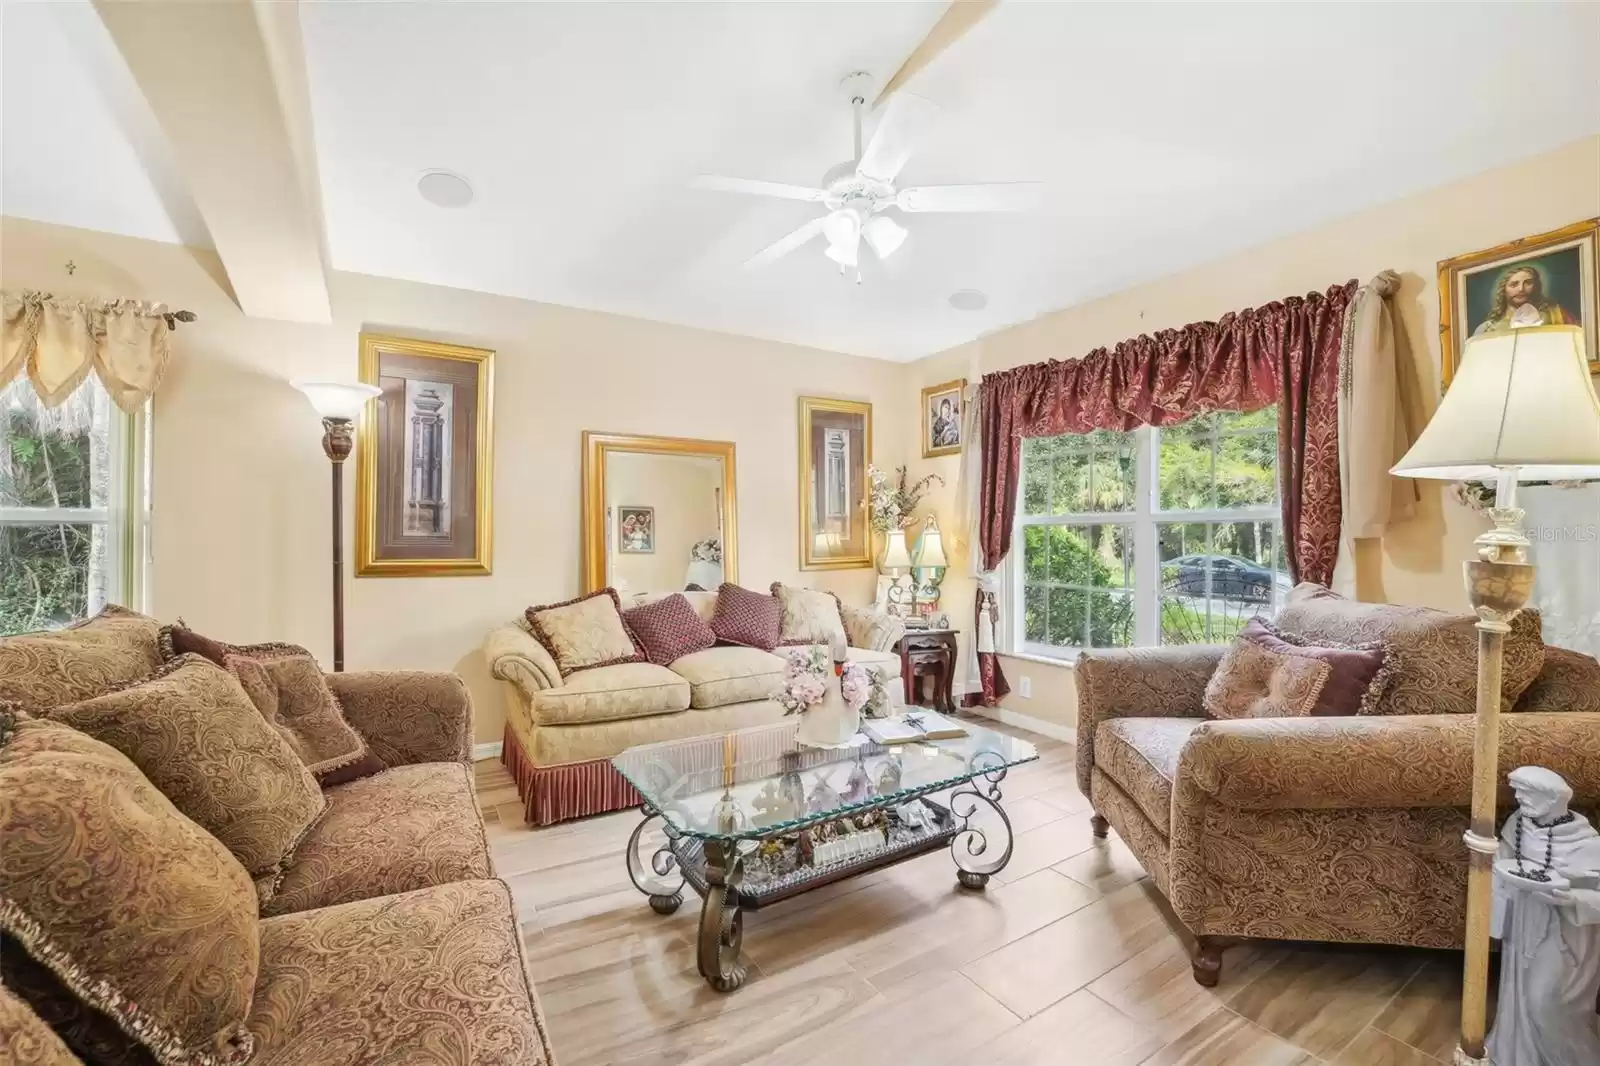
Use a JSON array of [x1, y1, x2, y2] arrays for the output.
[[921, 379, 965, 458], [1437, 218, 1599, 389], [617, 506, 655, 554]]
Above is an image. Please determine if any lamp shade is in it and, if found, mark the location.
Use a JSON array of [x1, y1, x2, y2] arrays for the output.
[[292, 379, 381, 421], [914, 525, 948, 568], [880, 529, 913, 570], [1392, 326, 1600, 482]]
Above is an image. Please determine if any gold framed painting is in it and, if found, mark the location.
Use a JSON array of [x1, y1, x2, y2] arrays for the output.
[[1438, 217, 1599, 389], [798, 396, 872, 571], [356, 333, 494, 576], [921, 378, 965, 458]]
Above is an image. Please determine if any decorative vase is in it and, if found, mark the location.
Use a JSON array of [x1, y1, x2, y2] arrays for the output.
[[797, 674, 860, 748]]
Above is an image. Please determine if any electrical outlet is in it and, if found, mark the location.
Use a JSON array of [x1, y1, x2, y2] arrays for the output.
[[1018, 676, 1032, 698]]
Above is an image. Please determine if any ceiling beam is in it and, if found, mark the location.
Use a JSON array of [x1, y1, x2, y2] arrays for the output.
[[93, 0, 332, 323]]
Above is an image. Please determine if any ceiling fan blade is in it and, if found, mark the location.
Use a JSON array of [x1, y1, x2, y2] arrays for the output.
[[743, 216, 827, 268], [855, 92, 940, 184], [895, 182, 1042, 213], [691, 175, 827, 202], [874, 0, 999, 107]]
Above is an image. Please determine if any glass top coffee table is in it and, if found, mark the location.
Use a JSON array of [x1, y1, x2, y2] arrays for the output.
[[611, 717, 1038, 992]]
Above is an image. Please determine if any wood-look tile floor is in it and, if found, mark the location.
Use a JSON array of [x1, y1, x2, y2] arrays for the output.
[[475, 725, 1463, 1066]]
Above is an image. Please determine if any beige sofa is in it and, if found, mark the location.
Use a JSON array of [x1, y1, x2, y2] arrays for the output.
[[485, 590, 906, 825]]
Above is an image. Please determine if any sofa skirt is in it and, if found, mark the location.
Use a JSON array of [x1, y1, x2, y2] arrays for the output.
[[502, 724, 643, 826]]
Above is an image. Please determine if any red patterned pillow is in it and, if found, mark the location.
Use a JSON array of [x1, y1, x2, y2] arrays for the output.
[[710, 583, 782, 651], [622, 594, 717, 665]]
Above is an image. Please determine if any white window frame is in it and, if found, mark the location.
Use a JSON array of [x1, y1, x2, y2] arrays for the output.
[[1006, 420, 1280, 663], [0, 392, 152, 623]]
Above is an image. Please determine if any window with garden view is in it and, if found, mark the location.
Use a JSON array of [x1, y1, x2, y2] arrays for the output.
[[1, 377, 142, 635], [1015, 407, 1286, 656]]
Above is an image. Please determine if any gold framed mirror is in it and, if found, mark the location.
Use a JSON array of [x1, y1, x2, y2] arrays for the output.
[[582, 432, 737, 594], [798, 396, 873, 570]]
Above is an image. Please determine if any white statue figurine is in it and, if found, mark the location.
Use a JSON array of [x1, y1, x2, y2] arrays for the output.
[[1487, 766, 1600, 1066]]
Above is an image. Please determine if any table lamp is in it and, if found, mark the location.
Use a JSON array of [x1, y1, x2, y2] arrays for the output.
[[912, 515, 949, 614], [880, 528, 914, 617], [292, 379, 382, 671], [1390, 324, 1600, 1066]]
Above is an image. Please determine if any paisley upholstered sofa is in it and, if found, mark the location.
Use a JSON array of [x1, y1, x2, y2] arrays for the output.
[[1077, 585, 1600, 987], [485, 589, 905, 826], [0, 607, 557, 1065]]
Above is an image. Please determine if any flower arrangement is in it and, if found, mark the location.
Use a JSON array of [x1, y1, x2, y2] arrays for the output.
[[690, 536, 722, 563], [777, 644, 893, 719], [867, 464, 945, 534]]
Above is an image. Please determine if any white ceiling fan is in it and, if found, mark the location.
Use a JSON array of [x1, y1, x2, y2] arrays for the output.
[[692, 70, 1040, 280]]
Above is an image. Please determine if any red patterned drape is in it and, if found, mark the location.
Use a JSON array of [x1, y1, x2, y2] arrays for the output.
[[978, 282, 1355, 585]]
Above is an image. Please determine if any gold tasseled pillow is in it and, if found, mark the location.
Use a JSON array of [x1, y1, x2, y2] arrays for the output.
[[524, 588, 644, 677], [0, 712, 259, 1066], [41, 655, 326, 876]]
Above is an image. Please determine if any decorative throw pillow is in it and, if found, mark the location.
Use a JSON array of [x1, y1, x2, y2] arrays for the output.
[[0, 712, 258, 1066], [525, 588, 644, 677], [161, 624, 382, 785], [1204, 618, 1389, 720], [769, 583, 848, 649], [622, 593, 717, 665], [1513, 647, 1600, 713], [1274, 582, 1544, 715], [0, 605, 162, 710], [709, 583, 783, 651], [43, 655, 326, 876]]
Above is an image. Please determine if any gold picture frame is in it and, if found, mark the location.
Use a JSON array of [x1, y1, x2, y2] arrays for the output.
[[356, 333, 494, 576], [1437, 217, 1599, 389], [921, 378, 966, 458], [798, 396, 873, 571], [581, 432, 738, 594]]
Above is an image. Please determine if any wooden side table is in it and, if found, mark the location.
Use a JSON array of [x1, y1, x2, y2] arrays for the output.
[[895, 628, 959, 714]]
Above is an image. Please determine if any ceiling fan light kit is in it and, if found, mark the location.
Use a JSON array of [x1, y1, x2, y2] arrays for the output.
[[690, 68, 1040, 282]]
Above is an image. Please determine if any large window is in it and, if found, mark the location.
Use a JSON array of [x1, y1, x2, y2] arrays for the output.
[[1, 377, 148, 635], [1014, 408, 1285, 658]]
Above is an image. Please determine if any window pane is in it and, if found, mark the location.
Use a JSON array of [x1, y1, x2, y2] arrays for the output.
[[1, 523, 95, 634], [1049, 449, 1090, 514], [1023, 583, 1047, 642], [1089, 590, 1135, 647], [1046, 586, 1086, 647], [1159, 407, 1278, 511], [1158, 522, 1211, 593], [1158, 421, 1216, 510], [1216, 432, 1277, 508], [1021, 438, 1049, 515], [1022, 525, 1049, 582], [1046, 526, 1097, 585], [2, 378, 113, 509], [1158, 596, 1210, 645], [1087, 430, 1136, 512], [1083, 524, 1133, 588]]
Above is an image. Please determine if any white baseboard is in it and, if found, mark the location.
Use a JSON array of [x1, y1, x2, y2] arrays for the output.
[[472, 741, 503, 762], [964, 704, 1077, 746]]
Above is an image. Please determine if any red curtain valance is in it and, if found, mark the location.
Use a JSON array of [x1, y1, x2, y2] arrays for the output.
[[977, 281, 1356, 585]]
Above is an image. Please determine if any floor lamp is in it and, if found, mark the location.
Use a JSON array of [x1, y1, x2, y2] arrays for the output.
[[1390, 324, 1600, 1066], [292, 379, 382, 672]]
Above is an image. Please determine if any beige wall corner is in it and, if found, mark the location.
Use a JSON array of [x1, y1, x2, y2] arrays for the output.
[[95, 0, 332, 323]]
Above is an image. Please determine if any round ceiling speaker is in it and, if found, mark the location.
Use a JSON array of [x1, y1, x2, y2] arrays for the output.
[[417, 170, 474, 208], [949, 289, 988, 311]]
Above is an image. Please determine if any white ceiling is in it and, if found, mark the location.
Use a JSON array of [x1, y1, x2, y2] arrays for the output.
[[5, 1, 1599, 361]]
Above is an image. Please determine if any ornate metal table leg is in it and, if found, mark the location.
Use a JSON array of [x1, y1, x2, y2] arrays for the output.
[[949, 752, 1014, 889], [697, 839, 748, 992], [625, 806, 685, 915]]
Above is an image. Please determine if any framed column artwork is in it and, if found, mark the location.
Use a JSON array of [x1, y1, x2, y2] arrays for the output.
[[798, 396, 872, 570], [356, 333, 495, 576]]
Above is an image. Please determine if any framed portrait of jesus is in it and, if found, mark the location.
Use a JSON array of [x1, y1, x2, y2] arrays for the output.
[[356, 333, 495, 576], [1438, 218, 1599, 390]]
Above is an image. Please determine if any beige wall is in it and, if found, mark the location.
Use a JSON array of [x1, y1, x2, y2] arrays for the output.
[[1, 216, 909, 744], [605, 452, 722, 594], [903, 135, 1600, 733]]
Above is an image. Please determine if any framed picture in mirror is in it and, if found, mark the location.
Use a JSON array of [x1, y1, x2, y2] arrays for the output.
[[356, 333, 494, 576], [582, 432, 737, 594], [798, 396, 872, 571]]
